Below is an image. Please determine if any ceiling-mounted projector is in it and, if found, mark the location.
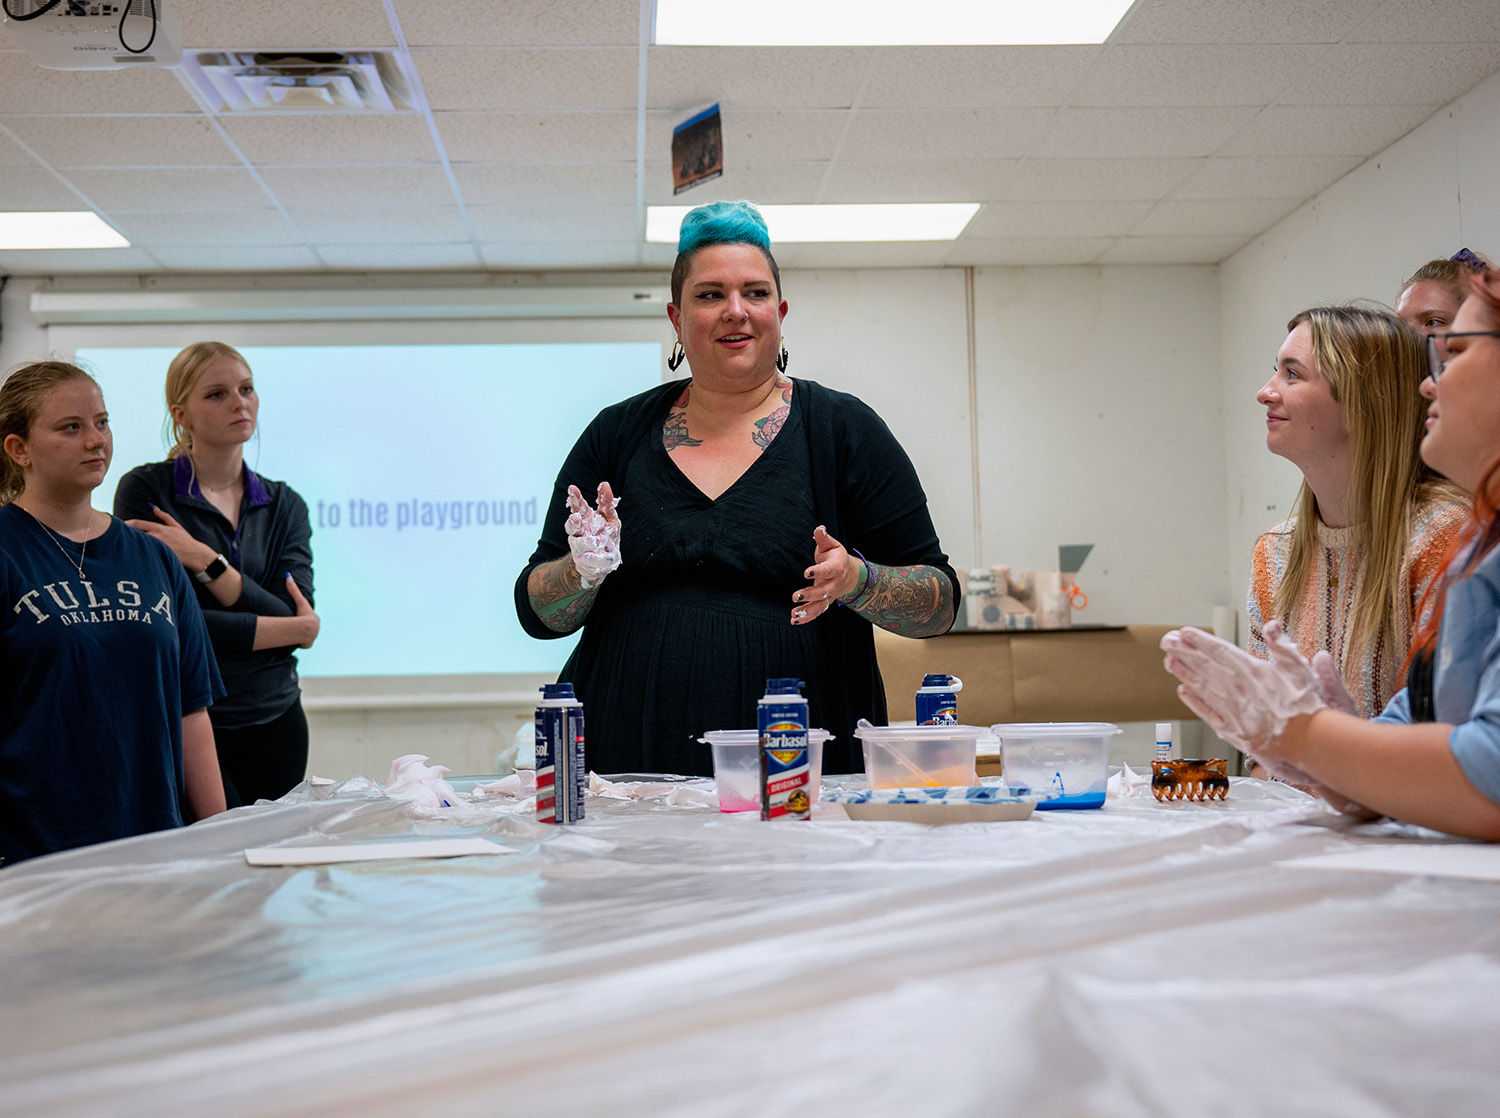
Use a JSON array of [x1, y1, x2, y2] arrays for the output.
[[2, 0, 181, 70]]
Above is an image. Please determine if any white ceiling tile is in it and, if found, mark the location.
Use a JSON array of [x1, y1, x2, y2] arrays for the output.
[[965, 201, 1154, 239], [1036, 107, 1258, 158], [316, 244, 482, 269], [0, 165, 72, 209], [1096, 235, 1253, 264], [480, 242, 644, 268], [221, 113, 439, 164], [996, 158, 1200, 201], [152, 246, 326, 270], [289, 206, 470, 244], [0, 247, 161, 271], [394, 0, 640, 48], [258, 165, 456, 208], [1132, 197, 1300, 237], [1112, 0, 1383, 45], [944, 238, 1113, 266], [1171, 155, 1363, 199], [860, 46, 1101, 108], [0, 55, 198, 114], [839, 109, 1053, 161], [109, 209, 303, 246], [1277, 42, 1500, 106], [648, 48, 871, 111], [414, 49, 637, 112], [1350, 0, 1500, 43], [648, 109, 850, 163], [5, 116, 236, 167], [645, 161, 830, 205], [817, 160, 1015, 203], [437, 112, 637, 163], [1218, 103, 1440, 157], [468, 203, 637, 242], [64, 167, 270, 211], [772, 242, 955, 268], [174, 0, 396, 49], [457, 162, 637, 206], [1070, 44, 1327, 107]]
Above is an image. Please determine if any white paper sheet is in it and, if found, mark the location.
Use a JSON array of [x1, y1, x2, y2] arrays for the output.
[[1278, 842, 1500, 882], [244, 838, 515, 866]]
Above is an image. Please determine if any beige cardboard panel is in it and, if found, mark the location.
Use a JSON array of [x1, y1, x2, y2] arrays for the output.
[[877, 626, 1191, 727]]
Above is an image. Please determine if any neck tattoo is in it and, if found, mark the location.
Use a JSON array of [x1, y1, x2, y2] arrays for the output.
[[24, 507, 93, 583]]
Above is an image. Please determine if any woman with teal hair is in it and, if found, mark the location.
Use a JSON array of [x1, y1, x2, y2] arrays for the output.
[[515, 201, 958, 775]]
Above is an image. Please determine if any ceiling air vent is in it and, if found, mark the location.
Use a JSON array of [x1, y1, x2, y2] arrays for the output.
[[180, 51, 413, 112]]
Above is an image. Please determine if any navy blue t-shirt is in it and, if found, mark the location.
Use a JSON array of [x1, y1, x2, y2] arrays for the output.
[[0, 504, 223, 866]]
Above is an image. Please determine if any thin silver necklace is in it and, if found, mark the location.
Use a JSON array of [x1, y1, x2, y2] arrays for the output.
[[23, 506, 93, 582]]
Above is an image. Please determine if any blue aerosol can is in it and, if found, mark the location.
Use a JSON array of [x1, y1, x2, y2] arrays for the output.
[[536, 682, 585, 825], [915, 674, 963, 725], [758, 677, 810, 821]]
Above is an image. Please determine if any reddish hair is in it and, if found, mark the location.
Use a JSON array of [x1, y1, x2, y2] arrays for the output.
[[1410, 271, 1500, 661]]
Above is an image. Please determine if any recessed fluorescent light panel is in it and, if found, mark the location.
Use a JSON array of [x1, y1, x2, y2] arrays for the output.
[[0, 212, 130, 250], [655, 0, 1135, 46], [647, 203, 980, 244]]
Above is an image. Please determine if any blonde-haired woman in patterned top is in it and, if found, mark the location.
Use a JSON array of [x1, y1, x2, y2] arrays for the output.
[[1246, 305, 1467, 776]]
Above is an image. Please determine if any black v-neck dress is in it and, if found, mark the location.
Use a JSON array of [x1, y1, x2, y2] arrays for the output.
[[515, 378, 958, 776]]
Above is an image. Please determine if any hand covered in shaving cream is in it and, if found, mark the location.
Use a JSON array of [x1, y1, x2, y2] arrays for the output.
[[1162, 621, 1372, 816], [565, 481, 621, 588]]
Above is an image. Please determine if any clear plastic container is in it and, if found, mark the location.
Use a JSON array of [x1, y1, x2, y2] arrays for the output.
[[853, 723, 982, 789], [991, 722, 1122, 809], [701, 730, 832, 813]]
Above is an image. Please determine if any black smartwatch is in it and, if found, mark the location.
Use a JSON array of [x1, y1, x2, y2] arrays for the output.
[[195, 554, 230, 584]]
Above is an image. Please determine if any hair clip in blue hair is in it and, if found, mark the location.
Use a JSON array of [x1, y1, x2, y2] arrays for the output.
[[677, 199, 772, 255]]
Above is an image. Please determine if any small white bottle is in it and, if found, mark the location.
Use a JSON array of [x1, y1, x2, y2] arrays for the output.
[[1155, 722, 1173, 762]]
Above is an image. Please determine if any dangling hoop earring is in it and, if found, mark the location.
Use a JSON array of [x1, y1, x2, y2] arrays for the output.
[[776, 339, 790, 373], [668, 341, 686, 371]]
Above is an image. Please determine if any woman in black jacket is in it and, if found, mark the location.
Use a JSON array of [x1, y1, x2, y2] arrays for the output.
[[114, 342, 318, 806]]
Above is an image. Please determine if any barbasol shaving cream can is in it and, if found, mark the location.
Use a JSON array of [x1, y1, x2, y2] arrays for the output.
[[915, 674, 963, 725], [759, 677, 810, 821], [536, 682, 586, 825]]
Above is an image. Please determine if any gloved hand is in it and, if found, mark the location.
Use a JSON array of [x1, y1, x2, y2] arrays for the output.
[[1160, 619, 1325, 758], [565, 481, 621, 588], [1162, 621, 1374, 816], [1309, 650, 1361, 716]]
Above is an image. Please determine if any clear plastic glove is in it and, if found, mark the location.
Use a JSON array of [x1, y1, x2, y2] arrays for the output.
[[1310, 650, 1361, 717], [565, 481, 621, 588], [1163, 622, 1373, 817], [1160, 620, 1324, 758], [385, 754, 459, 808]]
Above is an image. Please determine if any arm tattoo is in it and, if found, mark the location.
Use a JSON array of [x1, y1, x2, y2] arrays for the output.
[[851, 562, 956, 638], [527, 555, 602, 634], [663, 385, 702, 451], [752, 378, 793, 450]]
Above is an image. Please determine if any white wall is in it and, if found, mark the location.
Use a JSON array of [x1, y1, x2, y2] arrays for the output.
[[973, 265, 1226, 628], [1220, 68, 1500, 617]]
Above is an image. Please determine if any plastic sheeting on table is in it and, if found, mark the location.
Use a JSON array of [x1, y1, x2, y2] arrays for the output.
[[1, 773, 1498, 1116]]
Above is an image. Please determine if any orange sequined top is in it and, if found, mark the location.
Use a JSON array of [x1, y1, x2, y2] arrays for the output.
[[1246, 497, 1468, 718]]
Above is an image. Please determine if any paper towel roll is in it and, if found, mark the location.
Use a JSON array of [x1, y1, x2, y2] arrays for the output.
[[1212, 606, 1237, 644]]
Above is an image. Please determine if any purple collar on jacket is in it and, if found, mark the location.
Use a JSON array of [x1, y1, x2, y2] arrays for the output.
[[172, 455, 271, 508]]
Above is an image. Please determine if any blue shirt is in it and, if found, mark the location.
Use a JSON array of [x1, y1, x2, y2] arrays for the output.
[[0, 505, 223, 865], [1375, 539, 1500, 805]]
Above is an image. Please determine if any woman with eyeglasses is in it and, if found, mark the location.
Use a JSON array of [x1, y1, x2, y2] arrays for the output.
[[1163, 270, 1500, 838], [1244, 305, 1467, 767]]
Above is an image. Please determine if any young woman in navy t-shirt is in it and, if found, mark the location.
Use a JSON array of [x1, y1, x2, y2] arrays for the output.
[[0, 361, 225, 866]]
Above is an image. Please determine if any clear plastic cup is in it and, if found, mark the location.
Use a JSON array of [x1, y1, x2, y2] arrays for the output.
[[853, 724, 982, 789], [701, 730, 831, 813]]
